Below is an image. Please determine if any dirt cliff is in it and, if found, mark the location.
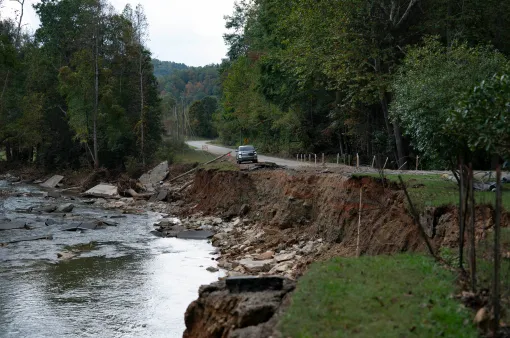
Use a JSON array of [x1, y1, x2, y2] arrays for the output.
[[185, 169, 504, 258]]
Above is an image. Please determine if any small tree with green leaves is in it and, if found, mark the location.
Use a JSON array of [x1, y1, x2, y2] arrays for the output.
[[448, 72, 510, 162], [391, 37, 507, 169]]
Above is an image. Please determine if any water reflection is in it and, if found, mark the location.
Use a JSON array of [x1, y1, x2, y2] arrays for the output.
[[0, 181, 220, 338]]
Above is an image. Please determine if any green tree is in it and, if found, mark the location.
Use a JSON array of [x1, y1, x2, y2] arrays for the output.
[[448, 72, 510, 161], [189, 96, 218, 138], [391, 38, 508, 168]]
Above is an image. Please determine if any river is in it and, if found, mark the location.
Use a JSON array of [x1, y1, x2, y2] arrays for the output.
[[0, 180, 220, 338]]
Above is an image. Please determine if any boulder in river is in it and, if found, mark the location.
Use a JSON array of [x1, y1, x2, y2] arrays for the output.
[[176, 230, 215, 240], [83, 184, 119, 198], [56, 203, 74, 213]]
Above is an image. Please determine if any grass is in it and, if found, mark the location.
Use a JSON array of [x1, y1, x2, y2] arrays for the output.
[[172, 147, 239, 171], [279, 254, 477, 338], [441, 228, 510, 324], [173, 148, 217, 164], [355, 173, 510, 211], [202, 161, 239, 172], [0, 151, 5, 161]]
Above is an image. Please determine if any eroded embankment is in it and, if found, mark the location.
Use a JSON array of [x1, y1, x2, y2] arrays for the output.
[[185, 169, 506, 260]]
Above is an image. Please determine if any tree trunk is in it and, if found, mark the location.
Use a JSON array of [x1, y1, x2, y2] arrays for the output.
[[139, 51, 145, 166], [93, 22, 99, 169], [393, 120, 406, 169]]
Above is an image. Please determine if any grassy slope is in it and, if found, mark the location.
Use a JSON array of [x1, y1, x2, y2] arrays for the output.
[[279, 254, 477, 338], [356, 173, 510, 211], [173, 147, 239, 171]]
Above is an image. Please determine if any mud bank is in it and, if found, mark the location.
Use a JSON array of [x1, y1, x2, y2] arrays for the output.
[[180, 168, 508, 338], [184, 169, 508, 278]]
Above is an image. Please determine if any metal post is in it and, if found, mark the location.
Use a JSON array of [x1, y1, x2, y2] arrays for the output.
[[494, 165, 502, 332], [337, 153, 339, 164], [314, 154, 317, 166]]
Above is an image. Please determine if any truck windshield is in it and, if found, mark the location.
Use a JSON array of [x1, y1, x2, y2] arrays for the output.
[[239, 146, 254, 151]]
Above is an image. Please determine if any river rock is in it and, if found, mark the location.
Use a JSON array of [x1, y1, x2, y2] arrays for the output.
[[57, 251, 76, 260], [45, 219, 58, 226], [206, 266, 219, 273], [254, 251, 274, 260], [84, 184, 119, 198], [269, 262, 292, 274], [176, 230, 215, 240], [57, 203, 74, 213], [47, 191, 61, 199], [34, 205, 57, 213], [239, 204, 250, 216], [275, 252, 296, 263], [238, 258, 274, 273]]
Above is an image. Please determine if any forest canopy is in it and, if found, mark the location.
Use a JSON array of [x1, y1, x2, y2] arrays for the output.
[[215, 0, 510, 169]]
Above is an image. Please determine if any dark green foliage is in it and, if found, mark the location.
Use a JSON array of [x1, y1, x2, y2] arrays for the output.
[[216, 0, 510, 168], [156, 64, 221, 102], [449, 72, 510, 161], [0, 0, 163, 170], [188, 96, 218, 138]]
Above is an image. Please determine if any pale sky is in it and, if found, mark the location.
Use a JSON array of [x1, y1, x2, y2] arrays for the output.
[[1, 0, 236, 66]]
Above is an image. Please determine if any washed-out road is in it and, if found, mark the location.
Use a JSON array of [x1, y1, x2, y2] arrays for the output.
[[186, 140, 308, 169]]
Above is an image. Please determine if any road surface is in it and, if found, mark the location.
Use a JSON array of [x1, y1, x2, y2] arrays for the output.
[[186, 140, 308, 169]]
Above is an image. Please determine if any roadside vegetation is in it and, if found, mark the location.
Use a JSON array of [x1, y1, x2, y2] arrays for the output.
[[354, 173, 510, 211], [279, 254, 478, 338]]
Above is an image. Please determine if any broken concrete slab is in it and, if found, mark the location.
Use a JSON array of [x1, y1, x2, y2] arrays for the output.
[[0, 221, 28, 231], [176, 230, 215, 240], [83, 184, 119, 198], [40, 175, 64, 188], [139, 161, 168, 192], [155, 189, 168, 202]]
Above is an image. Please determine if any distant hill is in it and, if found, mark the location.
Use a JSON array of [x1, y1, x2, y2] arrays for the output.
[[152, 59, 221, 103], [152, 59, 188, 78]]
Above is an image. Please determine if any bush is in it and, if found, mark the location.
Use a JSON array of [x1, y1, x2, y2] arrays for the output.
[[124, 156, 143, 178], [154, 139, 187, 164]]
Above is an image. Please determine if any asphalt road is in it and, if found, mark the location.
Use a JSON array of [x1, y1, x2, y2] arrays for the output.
[[186, 140, 308, 169]]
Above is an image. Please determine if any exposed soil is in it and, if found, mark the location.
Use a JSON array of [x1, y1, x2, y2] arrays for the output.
[[184, 168, 508, 267]]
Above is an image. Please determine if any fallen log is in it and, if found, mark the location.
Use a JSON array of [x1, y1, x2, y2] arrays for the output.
[[178, 181, 194, 192], [168, 151, 232, 183]]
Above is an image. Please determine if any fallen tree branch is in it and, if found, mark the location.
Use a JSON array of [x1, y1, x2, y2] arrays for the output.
[[398, 175, 438, 260], [168, 151, 232, 183], [178, 180, 194, 192]]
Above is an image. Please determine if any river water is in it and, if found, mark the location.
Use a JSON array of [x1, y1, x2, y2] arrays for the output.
[[0, 180, 220, 338]]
